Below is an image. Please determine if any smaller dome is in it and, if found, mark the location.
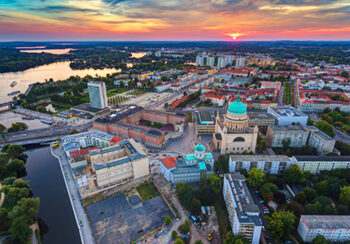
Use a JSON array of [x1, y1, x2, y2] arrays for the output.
[[228, 94, 247, 115], [194, 142, 206, 152]]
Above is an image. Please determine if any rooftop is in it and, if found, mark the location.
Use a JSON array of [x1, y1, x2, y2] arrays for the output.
[[301, 215, 350, 229], [229, 155, 294, 162], [295, 155, 350, 162], [160, 157, 177, 169], [269, 106, 307, 118]]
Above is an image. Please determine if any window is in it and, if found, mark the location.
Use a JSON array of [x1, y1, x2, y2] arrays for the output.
[[233, 137, 245, 142]]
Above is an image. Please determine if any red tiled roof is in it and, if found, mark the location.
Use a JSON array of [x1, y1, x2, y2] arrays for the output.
[[160, 157, 177, 169], [110, 135, 124, 144], [69, 146, 98, 158]]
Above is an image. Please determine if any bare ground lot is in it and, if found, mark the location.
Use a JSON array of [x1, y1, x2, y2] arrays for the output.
[[86, 193, 173, 244]]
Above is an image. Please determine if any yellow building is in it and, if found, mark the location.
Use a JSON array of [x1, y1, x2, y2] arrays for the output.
[[138, 71, 154, 80], [213, 94, 258, 154]]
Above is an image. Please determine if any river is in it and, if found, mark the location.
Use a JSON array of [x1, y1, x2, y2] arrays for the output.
[[0, 61, 121, 103], [23, 147, 81, 244]]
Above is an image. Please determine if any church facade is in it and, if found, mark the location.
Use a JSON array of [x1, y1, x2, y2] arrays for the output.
[[213, 94, 258, 154]]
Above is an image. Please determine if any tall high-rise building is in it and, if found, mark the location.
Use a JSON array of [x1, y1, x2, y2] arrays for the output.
[[217, 56, 226, 68], [236, 56, 245, 68], [207, 56, 215, 68], [88, 81, 108, 109], [225, 55, 234, 66]]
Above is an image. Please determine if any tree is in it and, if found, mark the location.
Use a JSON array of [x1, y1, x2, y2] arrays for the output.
[[9, 216, 32, 242], [312, 235, 329, 244], [215, 155, 228, 173], [307, 117, 314, 126], [7, 122, 28, 132], [246, 168, 265, 188], [174, 238, 184, 244], [6, 158, 25, 174], [208, 173, 221, 194], [6, 144, 25, 159], [223, 232, 250, 244], [314, 180, 328, 196], [295, 191, 307, 204], [283, 165, 303, 184], [266, 211, 295, 241], [190, 198, 202, 216], [181, 218, 191, 234], [8, 197, 40, 222], [171, 230, 178, 240], [315, 120, 335, 138], [194, 240, 203, 244], [70, 129, 79, 135], [304, 186, 318, 203], [164, 215, 172, 225], [257, 135, 268, 152], [285, 202, 304, 218], [339, 186, 350, 207]]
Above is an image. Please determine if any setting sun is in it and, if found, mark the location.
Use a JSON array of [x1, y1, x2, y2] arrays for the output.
[[226, 33, 245, 40]]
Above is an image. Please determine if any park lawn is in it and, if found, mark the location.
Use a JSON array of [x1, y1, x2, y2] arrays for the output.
[[136, 182, 160, 201]]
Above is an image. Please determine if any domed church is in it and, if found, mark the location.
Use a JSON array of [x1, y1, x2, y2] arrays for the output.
[[213, 94, 258, 154]]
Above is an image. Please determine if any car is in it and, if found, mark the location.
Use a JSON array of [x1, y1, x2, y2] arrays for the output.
[[262, 206, 268, 209]]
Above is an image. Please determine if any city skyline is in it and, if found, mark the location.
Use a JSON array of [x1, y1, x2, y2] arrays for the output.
[[1, 0, 350, 41]]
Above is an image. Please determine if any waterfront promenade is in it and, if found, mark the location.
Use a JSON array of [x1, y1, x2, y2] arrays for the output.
[[51, 146, 95, 244]]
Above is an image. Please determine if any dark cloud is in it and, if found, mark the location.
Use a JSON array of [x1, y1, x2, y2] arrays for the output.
[[29, 5, 93, 13]]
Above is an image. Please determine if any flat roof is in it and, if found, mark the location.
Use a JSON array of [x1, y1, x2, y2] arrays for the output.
[[229, 155, 293, 162], [270, 106, 307, 117], [295, 155, 350, 162], [301, 215, 350, 229], [225, 173, 261, 226]]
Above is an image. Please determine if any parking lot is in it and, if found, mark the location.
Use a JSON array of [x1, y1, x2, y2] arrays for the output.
[[86, 193, 173, 244]]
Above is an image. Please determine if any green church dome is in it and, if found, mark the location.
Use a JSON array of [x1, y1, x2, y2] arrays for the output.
[[228, 94, 247, 115], [194, 142, 206, 152]]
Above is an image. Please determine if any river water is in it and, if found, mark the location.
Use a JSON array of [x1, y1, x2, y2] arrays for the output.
[[0, 61, 121, 103], [23, 147, 81, 244]]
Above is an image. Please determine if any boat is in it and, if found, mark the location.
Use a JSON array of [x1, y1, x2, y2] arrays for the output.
[[10, 81, 17, 87], [7, 90, 20, 96]]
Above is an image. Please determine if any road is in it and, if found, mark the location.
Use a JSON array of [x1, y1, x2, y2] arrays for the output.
[[278, 82, 284, 106], [51, 146, 95, 244], [2, 122, 92, 145], [163, 122, 197, 154]]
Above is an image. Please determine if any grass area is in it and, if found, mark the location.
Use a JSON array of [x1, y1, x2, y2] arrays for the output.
[[214, 193, 230, 239], [136, 182, 160, 201], [107, 88, 128, 97], [145, 122, 163, 129]]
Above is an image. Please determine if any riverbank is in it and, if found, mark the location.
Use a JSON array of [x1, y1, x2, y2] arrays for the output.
[[50, 145, 95, 244]]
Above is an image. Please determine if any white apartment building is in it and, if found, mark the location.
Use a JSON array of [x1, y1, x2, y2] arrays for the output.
[[228, 155, 350, 175], [236, 56, 245, 68], [298, 215, 350, 242], [267, 106, 308, 126], [217, 56, 226, 69], [88, 81, 108, 109], [223, 173, 262, 244]]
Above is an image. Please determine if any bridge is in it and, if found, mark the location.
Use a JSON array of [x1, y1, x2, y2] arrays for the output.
[[1, 122, 93, 146]]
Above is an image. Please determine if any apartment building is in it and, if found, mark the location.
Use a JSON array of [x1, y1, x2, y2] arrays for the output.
[[298, 215, 350, 242], [223, 173, 262, 244], [295, 156, 350, 174], [267, 106, 308, 126]]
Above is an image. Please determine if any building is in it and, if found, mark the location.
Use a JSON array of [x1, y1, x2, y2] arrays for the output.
[[217, 56, 226, 68], [266, 125, 335, 154], [247, 112, 276, 127], [201, 94, 225, 107], [298, 215, 350, 242], [93, 105, 186, 148], [229, 155, 297, 174], [88, 81, 108, 109], [62, 131, 149, 198], [196, 110, 216, 134], [236, 56, 245, 68], [213, 94, 258, 154], [267, 106, 308, 126], [228, 155, 350, 175], [295, 156, 350, 174], [160, 141, 214, 184], [223, 173, 262, 244], [267, 125, 310, 148]]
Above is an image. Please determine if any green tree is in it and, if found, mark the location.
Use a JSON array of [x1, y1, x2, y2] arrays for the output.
[[6, 158, 25, 174], [194, 240, 203, 244], [314, 180, 328, 196], [9, 216, 32, 242], [339, 186, 350, 207], [315, 120, 335, 138], [70, 129, 79, 135], [307, 117, 314, 126], [164, 215, 172, 225], [8, 197, 40, 222], [312, 235, 329, 244], [174, 238, 184, 244], [215, 155, 229, 173], [6, 144, 25, 159], [208, 173, 221, 194], [304, 186, 318, 203], [295, 191, 307, 204], [171, 230, 178, 239], [266, 211, 295, 241], [246, 168, 265, 188], [223, 232, 250, 244], [190, 198, 202, 216], [283, 165, 303, 184], [181, 218, 191, 234], [257, 135, 268, 152]]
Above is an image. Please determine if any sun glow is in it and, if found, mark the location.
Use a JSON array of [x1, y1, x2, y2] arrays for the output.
[[226, 33, 245, 40]]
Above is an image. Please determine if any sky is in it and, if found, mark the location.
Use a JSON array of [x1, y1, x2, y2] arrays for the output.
[[0, 0, 349, 41]]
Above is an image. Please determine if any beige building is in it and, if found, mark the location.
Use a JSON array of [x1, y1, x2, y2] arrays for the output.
[[213, 94, 258, 154]]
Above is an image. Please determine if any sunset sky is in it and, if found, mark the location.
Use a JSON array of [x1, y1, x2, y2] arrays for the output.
[[0, 0, 349, 41]]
